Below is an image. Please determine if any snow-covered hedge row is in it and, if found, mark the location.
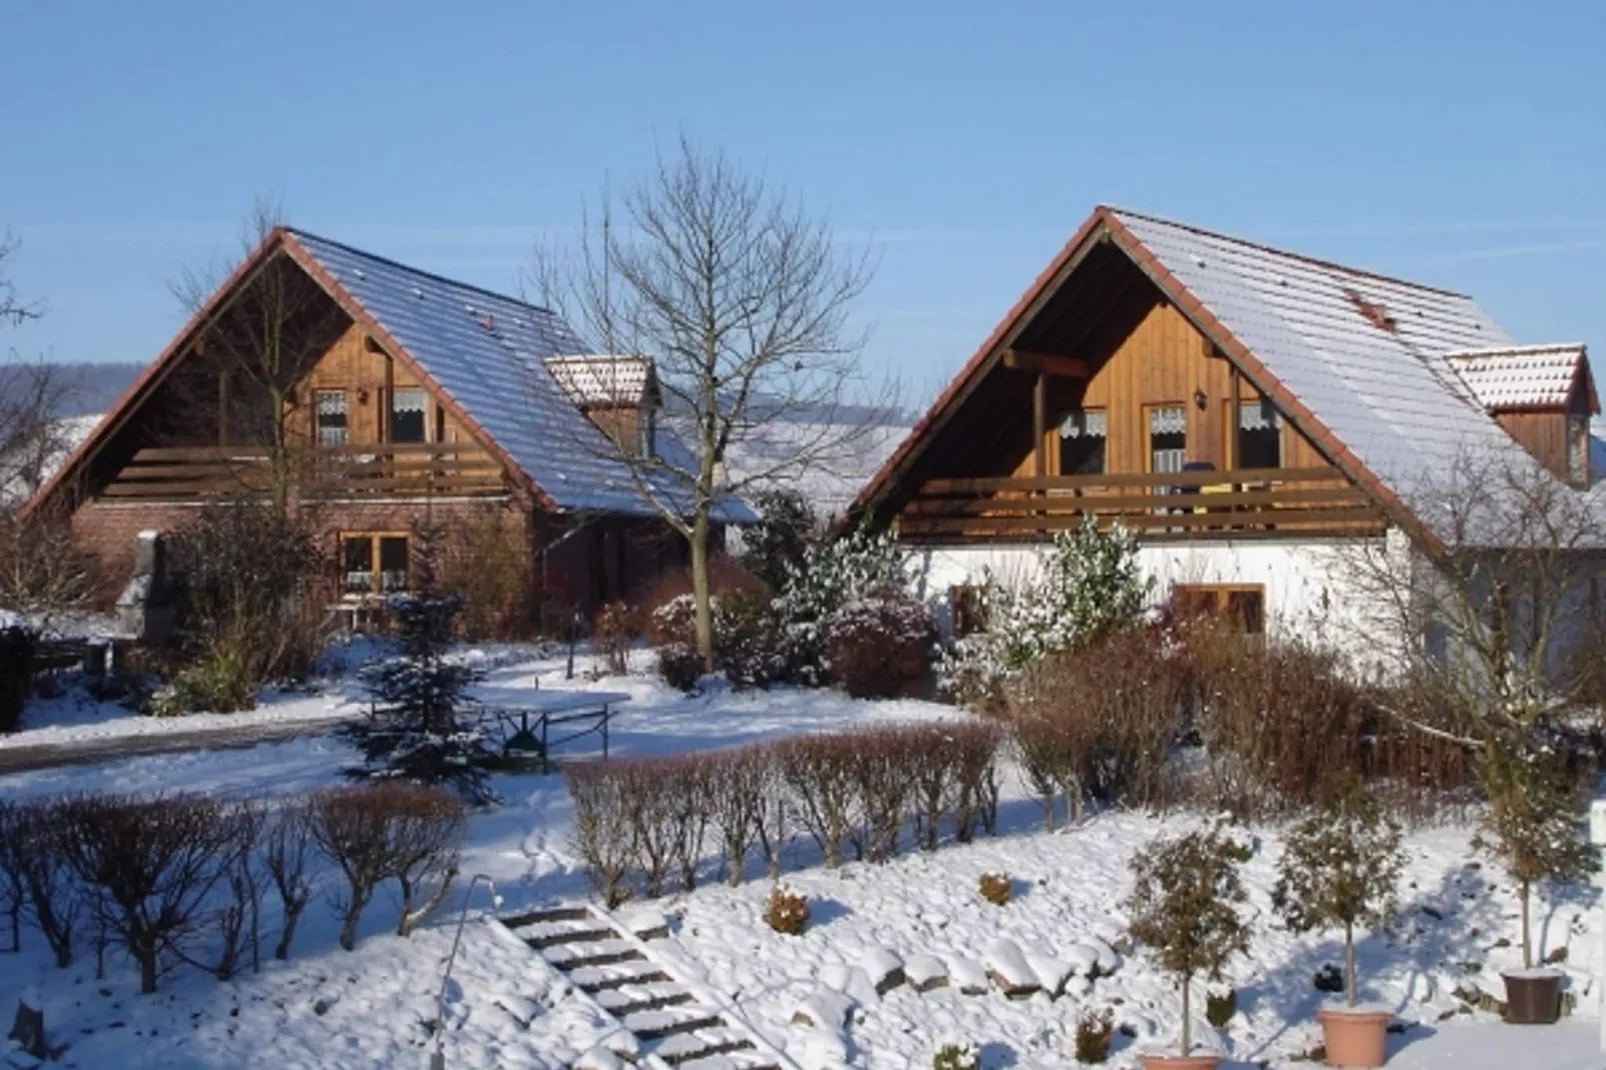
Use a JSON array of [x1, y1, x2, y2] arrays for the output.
[[0, 782, 464, 995], [566, 721, 1002, 905]]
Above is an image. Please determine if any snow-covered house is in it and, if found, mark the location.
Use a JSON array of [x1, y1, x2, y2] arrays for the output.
[[850, 206, 1601, 645], [24, 228, 751, 619]]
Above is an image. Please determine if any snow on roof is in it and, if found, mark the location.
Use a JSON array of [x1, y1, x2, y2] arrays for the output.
[[288, 231, 750, 523], [545, 355, 655, 408], [1444, 344, 1586, 411], [1107, 209, 1557, 536]]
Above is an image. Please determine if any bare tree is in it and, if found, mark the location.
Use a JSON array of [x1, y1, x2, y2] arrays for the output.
[[536, 139, 883, 666], [1333, 446, 1605, 757], [170, 196, 345, 513], [0, 231, 43, 328]]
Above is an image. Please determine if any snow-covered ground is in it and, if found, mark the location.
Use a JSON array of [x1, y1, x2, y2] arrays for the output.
[[3, 645, 1604, 1069]]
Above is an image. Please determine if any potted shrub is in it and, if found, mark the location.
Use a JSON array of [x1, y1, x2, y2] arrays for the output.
[[1477, 751, 1596, 1025], [1126, 828, 1251, 1070], [1272, 785, 1405, 1067]]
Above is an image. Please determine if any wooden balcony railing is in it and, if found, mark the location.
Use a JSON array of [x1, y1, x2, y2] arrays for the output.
[[896, 465, 1385, 542], [101, 443, 509, 501]]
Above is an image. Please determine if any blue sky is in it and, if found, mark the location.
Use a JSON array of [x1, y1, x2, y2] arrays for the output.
[[3, 1, 1603, 404]]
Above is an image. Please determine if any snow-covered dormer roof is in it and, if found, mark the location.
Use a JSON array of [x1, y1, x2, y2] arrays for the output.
[[1444, 344, 1588, 411], [545, 355, 657, 408]]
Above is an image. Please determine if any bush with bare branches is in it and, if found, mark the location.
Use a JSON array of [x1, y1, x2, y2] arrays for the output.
[[265, 799, 317, 960], [707, 745, 771, 885], [385, 786, 465, 937], [310, 786, 397, 952], [567, 764, 638, 908], [1, 799, 80, 968], [594, 601, 640, 677], [951, 720, 1002, 842], [777, 734, 859, 869], [204, 801, 267, 981], [55, 794, 237, 993]]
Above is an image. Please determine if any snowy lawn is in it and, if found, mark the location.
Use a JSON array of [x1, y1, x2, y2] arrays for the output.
[[1, 651, 1604, 1069]]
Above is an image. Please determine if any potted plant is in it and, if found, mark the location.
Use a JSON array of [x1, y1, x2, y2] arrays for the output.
[[1126, 827, 1251, 1070], [1476, 750, 1596, 1024], [1272, 784, 1405, 1067]]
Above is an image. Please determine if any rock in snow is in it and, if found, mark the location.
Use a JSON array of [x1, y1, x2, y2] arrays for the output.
[[984, 939, 1041, 998], [819, 963, 880, 1007], [861, 948, 906, 995], [948, 956, 991, 995], [1025, 953, 1074, 997], [904, 953, 950, 992], [790, 989, 853, 1031]]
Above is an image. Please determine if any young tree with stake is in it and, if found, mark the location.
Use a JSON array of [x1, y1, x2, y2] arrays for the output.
[[536, 139, 885, 670], [1126, 828, 1251, 1066]]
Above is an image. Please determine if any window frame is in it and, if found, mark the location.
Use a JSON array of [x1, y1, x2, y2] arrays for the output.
[[1171, 582, 1266, 637], [315, 389, 349, 447], [339, 531, 410, 597], [389, 387, 430, 445], [1144, 402, 1188, 475]]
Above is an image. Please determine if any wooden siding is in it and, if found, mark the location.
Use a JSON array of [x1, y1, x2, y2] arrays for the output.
[[290, 322, 470, 446], [1495, 411, 1569, 483], [1018, 300, 1329, 477]]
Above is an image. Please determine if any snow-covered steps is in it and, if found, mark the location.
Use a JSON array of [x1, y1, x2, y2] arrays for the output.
[[494, 902, 798, 1070]]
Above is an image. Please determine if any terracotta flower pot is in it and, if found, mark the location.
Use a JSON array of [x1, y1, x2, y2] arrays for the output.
[[1138, 1055, 1222, 1070], [1502, 969, 1563, 1025], [1317, 1005, 1392, 1067]]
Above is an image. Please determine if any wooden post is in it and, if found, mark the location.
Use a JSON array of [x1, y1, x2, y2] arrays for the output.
[[217, 371, 229, 447], [1227, 365, 1241, 475], [1033, 373, 1047, 478], [381, 350, 394, 445]]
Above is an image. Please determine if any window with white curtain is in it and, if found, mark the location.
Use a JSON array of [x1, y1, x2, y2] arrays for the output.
[[1058, 408, 1107, 475], [315, 390, 348, 446], [391, 388, 427, 444], [1148, 405, 1186, 476], [1237, 399, 1283, 469]]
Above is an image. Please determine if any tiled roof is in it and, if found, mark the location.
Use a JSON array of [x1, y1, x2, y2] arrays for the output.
[[1444, 344, 1586, 411], [545, 355, 656, 408], [1105, 209, 1555, 531], [288, 230, 752, 522]]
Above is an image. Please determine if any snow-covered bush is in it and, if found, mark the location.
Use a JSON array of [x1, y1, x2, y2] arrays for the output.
[[1126, 827, 1252, 1057], [824, 583, 936, 699], [775, 526, 910, 686], [931, 1041, 981, 1070], [1272, 784, 1405, 1008], [937, 516, 1148, 706], [650, 592, 785, 692], [1073, 1007, 1114, 1063], [343, 593, 498, 805], [764, 884, 809, 936], [977, 871, 1011, 906]]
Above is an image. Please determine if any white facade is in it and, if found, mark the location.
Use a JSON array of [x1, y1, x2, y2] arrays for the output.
[[907, 532, 1405, 666]]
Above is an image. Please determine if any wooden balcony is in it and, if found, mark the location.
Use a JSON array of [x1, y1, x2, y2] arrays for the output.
[[896, 465, 1385, 543], [101, 443, 509, 502]]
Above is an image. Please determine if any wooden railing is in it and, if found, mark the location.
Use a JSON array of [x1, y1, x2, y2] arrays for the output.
[[101, 443, 508, 501], [896, 465, 1385, 542]]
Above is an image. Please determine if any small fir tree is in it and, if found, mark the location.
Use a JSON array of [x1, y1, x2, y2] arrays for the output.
[[1475, 748, 1596, 969], [1126, 828, 1251, 1056], [742, 488, 818, 592], [1272, 784, 1405, 1007], [342, 520, 498, 805]]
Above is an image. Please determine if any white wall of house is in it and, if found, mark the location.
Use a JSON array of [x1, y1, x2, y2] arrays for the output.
[[906, 532, 1404, 668]]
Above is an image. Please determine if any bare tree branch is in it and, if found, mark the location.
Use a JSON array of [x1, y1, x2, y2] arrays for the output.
[[533, 139, 890, 663], [0, 232, 44, 328]]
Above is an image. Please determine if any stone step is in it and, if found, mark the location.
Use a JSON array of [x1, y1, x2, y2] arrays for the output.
[[626, 1005, 726, 1041], [519, 920, 620, 950], [573, 962, 674, 993], [595, 983, 696, 1017], [677, 1052, 782, 1070], [652, 1028, 756, 1066], [543, 938, 644, 970], [500, 905, 591, 928]]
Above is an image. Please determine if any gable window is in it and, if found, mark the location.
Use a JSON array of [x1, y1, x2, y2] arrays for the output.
[[1172, 583, 1265, 637], [341, 533, 409, 595], [316, 390, 348, 447], [1236, 399, 1283, 470], [1147, 405, 1187, 477], [391, 388, 428, 444], [1058, 408, 1107, 476]]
